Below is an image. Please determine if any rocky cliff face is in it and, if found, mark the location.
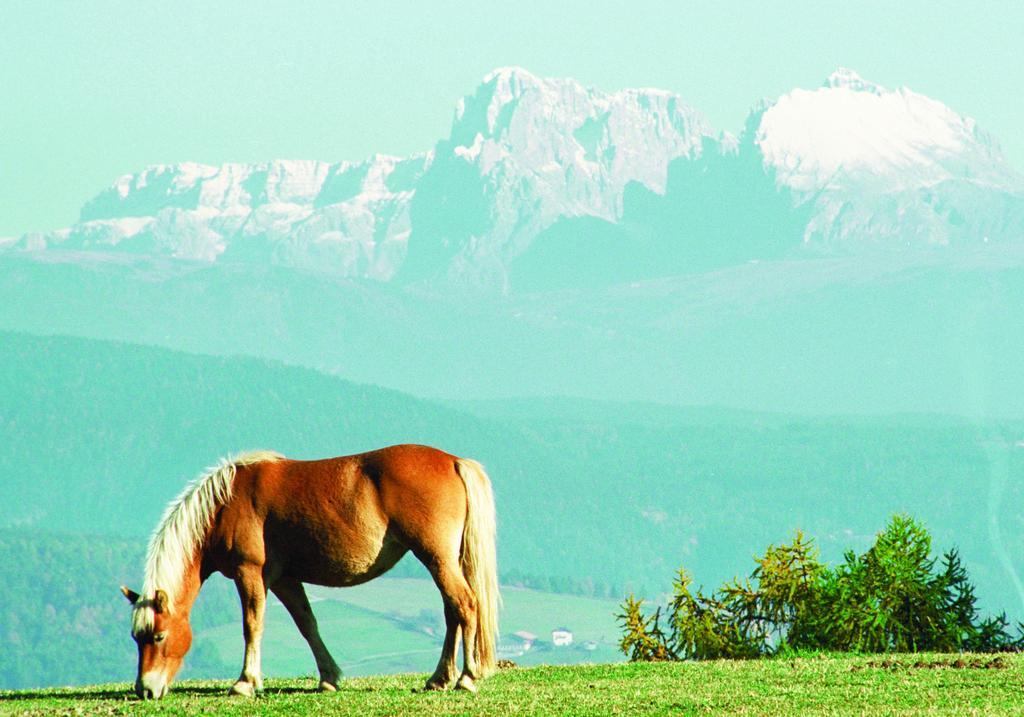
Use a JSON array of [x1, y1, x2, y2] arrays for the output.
[[23, 155, 426, 280], [401, 67, 715, 287]]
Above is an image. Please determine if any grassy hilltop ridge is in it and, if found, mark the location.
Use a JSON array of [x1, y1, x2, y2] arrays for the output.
[[3, 655, 1023, 716]]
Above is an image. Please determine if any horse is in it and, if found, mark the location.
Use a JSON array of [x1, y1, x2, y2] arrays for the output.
[[119, 444, 499, 700]]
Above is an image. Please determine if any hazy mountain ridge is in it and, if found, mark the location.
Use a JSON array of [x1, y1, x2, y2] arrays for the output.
[[2, 246, 1024, 417], [9, 68, 1021, 289]]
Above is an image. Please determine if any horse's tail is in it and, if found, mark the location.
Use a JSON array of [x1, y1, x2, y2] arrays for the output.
[[455, 457, 500, 677]]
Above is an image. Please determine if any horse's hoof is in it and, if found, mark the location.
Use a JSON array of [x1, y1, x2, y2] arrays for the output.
[[455, 674, 477, 693], [319, 679, 339, 692], [228, 680, 256, 698], [423, 679, 449, 691]]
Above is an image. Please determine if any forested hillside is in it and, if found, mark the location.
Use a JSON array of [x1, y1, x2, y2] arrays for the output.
[[0, 531, 238, 688]]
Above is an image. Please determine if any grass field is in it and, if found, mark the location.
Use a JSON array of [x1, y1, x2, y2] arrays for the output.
[[3, 654, 1022, 716]]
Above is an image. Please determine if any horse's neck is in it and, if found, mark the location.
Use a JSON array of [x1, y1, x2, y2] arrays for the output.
[[173, 553, 205, 616]]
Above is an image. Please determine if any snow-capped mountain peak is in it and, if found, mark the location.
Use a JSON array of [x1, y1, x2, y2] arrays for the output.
[[743, 70, 1024, 248], [755, 69, 1010, 192]]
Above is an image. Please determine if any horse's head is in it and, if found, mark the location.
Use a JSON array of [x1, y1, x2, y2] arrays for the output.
[[121, 585, 193, 699]]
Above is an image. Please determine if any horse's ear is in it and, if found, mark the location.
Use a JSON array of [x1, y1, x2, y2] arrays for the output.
[[154, 589, 169, 614], [121, 586, 140, 604]]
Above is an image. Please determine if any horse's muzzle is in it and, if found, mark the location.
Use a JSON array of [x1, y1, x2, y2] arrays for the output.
[[136, 673, 168, 700]]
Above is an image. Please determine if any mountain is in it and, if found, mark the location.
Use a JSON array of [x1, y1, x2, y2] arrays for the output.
[[17, 155, 426, 280], [9, 68, 713, 288], [755, 68, 1024, 249], [760, 69, 1018, 195], [511, 69, 1024, 288], [400, 67, 713, 287], [10, 68, 1018, 287]]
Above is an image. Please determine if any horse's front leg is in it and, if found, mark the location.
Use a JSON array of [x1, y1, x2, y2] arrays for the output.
[[270, 579, 342, 692], [230, 566, 267, 697]]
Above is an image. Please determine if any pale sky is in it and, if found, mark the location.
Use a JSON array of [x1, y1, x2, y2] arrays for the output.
[[2, 0, 1021, 236]]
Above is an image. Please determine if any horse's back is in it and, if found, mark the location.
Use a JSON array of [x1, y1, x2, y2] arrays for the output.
[[226, 445, 467, 586], [358, 443, 464, 504], [359, 444, 469, 548]]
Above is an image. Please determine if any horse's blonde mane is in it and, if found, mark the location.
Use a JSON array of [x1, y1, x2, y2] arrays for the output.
[[132, 450, 282, 634]]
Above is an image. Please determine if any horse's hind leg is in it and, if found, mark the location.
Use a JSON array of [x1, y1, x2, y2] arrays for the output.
[[270, 579, 342, 692], [427, 561, 480, 692], [425, 601, 461, 690]]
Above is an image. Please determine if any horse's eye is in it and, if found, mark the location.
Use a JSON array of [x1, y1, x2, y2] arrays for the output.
[[154, 632, 168, 643]]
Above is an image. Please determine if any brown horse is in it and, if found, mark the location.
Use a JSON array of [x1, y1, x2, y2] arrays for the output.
[[120, 444, 499, 700]]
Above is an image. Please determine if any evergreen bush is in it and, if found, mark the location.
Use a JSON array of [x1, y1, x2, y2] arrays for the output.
[[619, 515, 1023, 660]]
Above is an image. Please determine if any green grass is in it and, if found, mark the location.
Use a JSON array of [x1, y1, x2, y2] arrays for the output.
[[3, 654, 1023, 716]]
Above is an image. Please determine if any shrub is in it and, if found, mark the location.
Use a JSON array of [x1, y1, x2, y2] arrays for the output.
[[618, 515, 1023, 660], [618, 595, 673, 661]]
